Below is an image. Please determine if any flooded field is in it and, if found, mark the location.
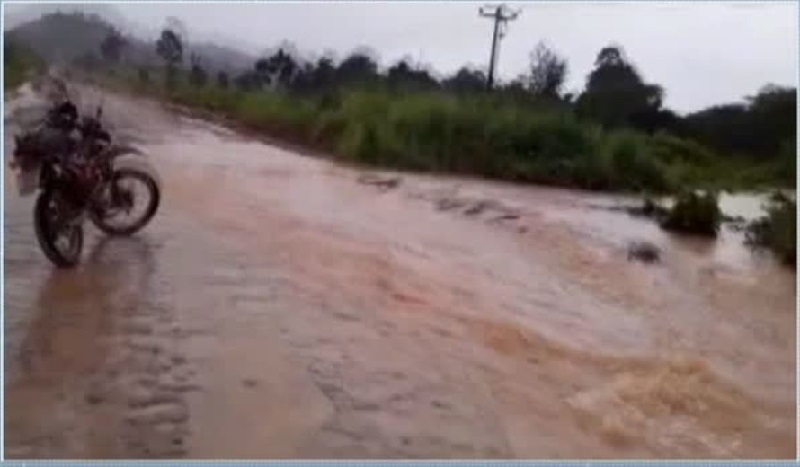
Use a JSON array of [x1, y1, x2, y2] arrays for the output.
[[4, 83, 796, 459]]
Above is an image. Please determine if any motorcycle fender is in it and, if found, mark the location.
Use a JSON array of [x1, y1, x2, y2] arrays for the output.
[[105, 144, 144, 160]]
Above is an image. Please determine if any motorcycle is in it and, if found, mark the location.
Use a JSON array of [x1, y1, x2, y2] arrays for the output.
[[10, 99, 161, 268]]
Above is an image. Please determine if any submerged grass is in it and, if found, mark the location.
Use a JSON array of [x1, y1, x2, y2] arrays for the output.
[[746, 192, 797, 267]]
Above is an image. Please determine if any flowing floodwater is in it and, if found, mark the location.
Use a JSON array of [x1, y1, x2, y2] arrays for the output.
[[4, 83, 796, 459]]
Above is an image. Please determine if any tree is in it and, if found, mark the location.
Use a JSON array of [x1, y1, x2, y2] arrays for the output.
[[576, 45, 664, 129], [254, 57, 270, 81], [387, 60, 413, 83], [684, 103, 751, 155], [190, 64, 208, 87], [499, 78, 530, 99], [100, 31, 126, 64], [165, 16, 188, 45], [630, 108, 683, 135], [234, 71, 259, 91], [286, 56, 340, 94], [386, 58, 439, 91], [188, 54, 207, 86], [156, 30, 183, 65], [595, 46, 624, 68], [442, 67, 486, 93], [684, 85, 797, 158], [525, 41, 567, 98], [311, 56, 337, 89], [217, 71, 229, 88], [746, 84, 796, 156], [156, 27, 183, 87], [336, 51, 379, 85], [254, 48, 298, 89], [288, 62, 315, 93]]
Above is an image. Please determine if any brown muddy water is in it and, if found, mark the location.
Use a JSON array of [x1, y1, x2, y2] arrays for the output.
[[3, 83, 796, 459]]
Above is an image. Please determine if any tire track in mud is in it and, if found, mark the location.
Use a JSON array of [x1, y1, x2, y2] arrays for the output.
[[4, 227, 200, 458], [96, 237, 195, 458], [278, 295, 514, 459]]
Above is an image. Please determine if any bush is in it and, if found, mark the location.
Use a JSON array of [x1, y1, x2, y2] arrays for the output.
[[746, 192, 796, 267], [661, 190, 722, 236], [603, 130, 673, 192], [4, 41, 44, 90]]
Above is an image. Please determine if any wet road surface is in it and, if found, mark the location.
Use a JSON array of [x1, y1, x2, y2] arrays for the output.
[[4, 83, 796, 459]]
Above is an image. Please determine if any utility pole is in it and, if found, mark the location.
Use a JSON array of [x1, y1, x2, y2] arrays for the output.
[[479, 4, 520, 90]]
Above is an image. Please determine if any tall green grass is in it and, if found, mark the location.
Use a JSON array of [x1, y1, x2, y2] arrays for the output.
[[4, 42, 44, 91], [121, 74, 781, 193]]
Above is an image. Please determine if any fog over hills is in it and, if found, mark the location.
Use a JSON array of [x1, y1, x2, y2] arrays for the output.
[[4, 3, 258, 73]]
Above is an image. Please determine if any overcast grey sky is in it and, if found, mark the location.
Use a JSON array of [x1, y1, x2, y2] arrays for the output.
[[6, 1, 798, 113]]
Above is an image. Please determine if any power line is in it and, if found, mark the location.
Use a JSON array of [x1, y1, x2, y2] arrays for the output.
[[479, 4, 520, 90]]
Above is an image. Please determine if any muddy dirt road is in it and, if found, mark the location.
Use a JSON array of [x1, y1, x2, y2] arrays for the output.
[[4, 84, 796, 459]]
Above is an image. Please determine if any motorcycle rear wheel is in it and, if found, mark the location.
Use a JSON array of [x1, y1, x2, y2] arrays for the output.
[[34, 188, 84, 268]]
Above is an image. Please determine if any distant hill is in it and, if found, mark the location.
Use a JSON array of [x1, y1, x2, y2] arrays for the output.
[[7, 11, 122, 64], [5, 7, 257, 74], [3, 3, 138, 33]]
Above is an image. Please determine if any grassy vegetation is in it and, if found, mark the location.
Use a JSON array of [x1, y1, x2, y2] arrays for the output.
[[102, 70, 792, 195], [4, 40, 44, 91], [746, 192, 797, 267], [660, 190, 722, 236]]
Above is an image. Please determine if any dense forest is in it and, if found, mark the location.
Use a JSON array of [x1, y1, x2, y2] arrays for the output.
[[5, 11, 797, 194]]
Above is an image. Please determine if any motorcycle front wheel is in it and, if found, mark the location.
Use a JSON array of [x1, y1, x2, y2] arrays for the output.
[[34, 188, 84, 268], [90, 168, 160, 237]]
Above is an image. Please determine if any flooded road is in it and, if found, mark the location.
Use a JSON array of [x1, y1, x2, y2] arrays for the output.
[[4, 83, 796, 459]]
